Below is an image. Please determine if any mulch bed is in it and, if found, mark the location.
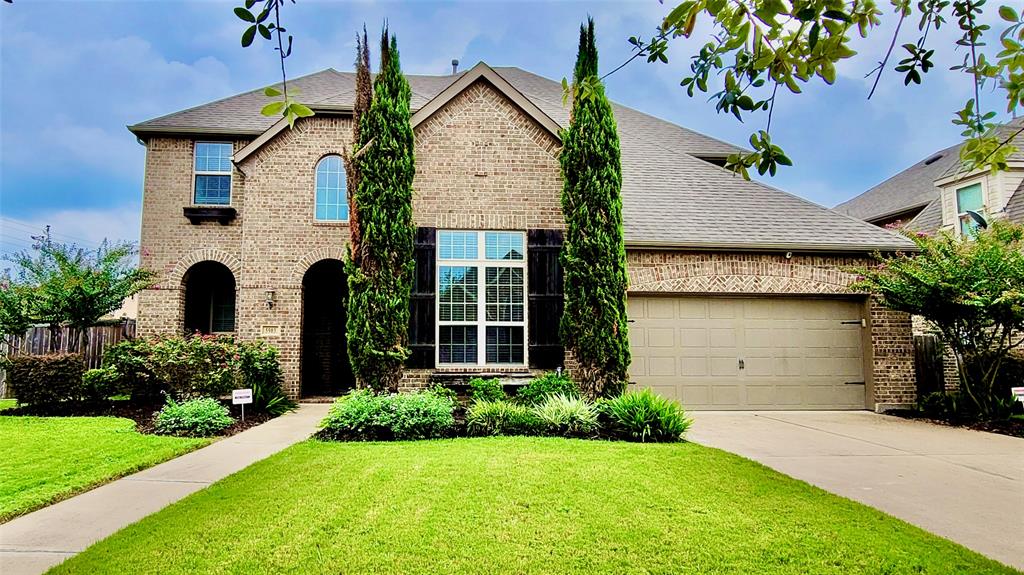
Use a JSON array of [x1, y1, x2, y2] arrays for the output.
[[2, 400, 272, 438], [888, 410, 1024, 438]]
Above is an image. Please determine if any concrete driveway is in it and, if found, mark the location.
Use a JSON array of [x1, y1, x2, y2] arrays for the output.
[[688, 411, 1024, 570]]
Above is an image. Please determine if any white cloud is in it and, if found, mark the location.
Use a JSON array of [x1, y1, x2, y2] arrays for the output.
[[1, 205, 141, 259]]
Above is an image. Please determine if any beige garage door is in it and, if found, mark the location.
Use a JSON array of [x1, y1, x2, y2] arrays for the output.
[[628, 296, 866, 410]]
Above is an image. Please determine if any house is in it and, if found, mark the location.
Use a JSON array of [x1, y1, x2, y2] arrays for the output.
[[835, 119, 1024, 234], [128, 62, 918, 411]]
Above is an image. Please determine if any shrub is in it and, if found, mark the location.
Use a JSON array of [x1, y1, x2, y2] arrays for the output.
[[600, 389, 691, 442], [104, 335, 292, 414], [81, 366, 121, 401], [468, 377, 506, 402], [7, 354, 85, 406], [425, 383, 458, 402], [515, 372, 580, 406], [534, 393, 599, 437], [154, 397, 234, 437], [234, 340, 295, 416], [466, 399, 543, 436], [319, 390, 455, 441]]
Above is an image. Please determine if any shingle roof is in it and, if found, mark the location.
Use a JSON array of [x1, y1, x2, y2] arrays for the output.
[[833, 143, 961, 223], [905, 197, 943, 233], [130, 64, 914, 252], [1003, 179, 1024, 224], [937, 118, 1024, 180]]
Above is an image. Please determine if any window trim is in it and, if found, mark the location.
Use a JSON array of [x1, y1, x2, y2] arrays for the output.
[[435, 230, 528, 368], [313, 154, 350, 223], [954, 179, 987, 237], [192, 141, 234, 206]]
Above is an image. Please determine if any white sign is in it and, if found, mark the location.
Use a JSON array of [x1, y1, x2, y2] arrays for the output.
[[1012, 387, 1024, 404], [232, 388, 253, 405]]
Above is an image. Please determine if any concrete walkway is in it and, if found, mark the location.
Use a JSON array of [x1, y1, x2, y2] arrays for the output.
[[689, 411, 1024, 570], [0, 402, 330, 575]]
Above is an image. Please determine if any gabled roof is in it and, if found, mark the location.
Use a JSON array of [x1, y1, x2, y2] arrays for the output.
[[833, 143, 961, 223], [130, 63, 914, 252]]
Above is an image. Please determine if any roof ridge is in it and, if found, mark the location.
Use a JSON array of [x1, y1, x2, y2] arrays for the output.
[[129, 68, 340, 130], [493, 67, 743, 156]]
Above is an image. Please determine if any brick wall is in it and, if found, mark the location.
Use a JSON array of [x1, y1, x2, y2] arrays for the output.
[[136, 80, 917, 408]]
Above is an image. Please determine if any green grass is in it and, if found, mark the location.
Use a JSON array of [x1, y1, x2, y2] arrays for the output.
[[52, 438, 1015, 574], [0, 399, 16, 412], [0, 416, 208, 522]]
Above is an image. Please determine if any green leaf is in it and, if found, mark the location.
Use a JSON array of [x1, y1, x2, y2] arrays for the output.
[[999, 5, 1019, 22], [822, 9, 850, 22], [234, 7, 255, 22], [261, 101, 286, 117], [264, 86, 282, 97], [289, 102, 315, 118], [241, 25, 257, 47], [258, 24, 271, 40]]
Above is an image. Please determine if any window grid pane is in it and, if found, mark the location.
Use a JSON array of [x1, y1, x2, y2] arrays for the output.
[[486, 326, 524, 364], [485, 267, 524, 322], [315, 155, 348, 221], [485, 232, 524, 260], [438, 231, 479, 260], [957, 183, 983, 213], [194, 143, 233, 173], [439, 326, 478, 364], [439, 266, 478, 322], [195, 175, 231, 205]]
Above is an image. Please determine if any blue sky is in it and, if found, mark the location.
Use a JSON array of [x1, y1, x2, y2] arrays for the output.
[[0, 0, 1011, 256]]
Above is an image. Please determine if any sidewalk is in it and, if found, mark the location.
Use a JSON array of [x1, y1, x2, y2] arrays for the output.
[[0, 403, 331, 575]]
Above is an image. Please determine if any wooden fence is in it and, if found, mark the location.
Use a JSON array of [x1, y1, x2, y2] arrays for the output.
[[0, 320, 136, 397], [914, 334, 945, 397]]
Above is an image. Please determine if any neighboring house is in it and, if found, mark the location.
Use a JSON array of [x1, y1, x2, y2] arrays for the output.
[[128, 62, 917, 411], [835, 118, 1024, 234]]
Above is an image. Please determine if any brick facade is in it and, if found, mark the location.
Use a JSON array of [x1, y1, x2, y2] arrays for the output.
[[136, 78, 917, 409]]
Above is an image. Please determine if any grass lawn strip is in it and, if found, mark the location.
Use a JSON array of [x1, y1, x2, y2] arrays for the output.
[[0, 416, 208, 522], [52, 437, 1017, 574], [0, 399, 16, 412]]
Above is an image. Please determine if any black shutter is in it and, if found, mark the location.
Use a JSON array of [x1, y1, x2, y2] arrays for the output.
[[407, 227, 436, 368], [528, 229, 564, 369]]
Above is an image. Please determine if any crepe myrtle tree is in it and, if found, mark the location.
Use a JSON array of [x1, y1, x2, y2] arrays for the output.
[[561, 19, 631, 399], [851, 220, 1024, 419], [345, 27, 416, 392], [584, 0, 1024, 179], [0, 239, 155, 351]]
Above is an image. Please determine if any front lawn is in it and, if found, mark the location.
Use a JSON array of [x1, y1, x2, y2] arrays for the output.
[[0, 399, 16, 412], [0, 416, 208, 522], [52, 438, 1015, 574]]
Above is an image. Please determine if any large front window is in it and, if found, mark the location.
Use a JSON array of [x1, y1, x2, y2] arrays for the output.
[[315, 155, 348, 221], [437, 230, 526, 366], [194, 142, 233, 205]]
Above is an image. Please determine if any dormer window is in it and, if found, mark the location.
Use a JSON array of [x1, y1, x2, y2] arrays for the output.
[[193, 142, 233, 205], [956, 182, 985, 237]]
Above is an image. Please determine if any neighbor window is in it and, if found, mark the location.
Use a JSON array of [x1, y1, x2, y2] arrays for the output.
[[193, 142, 233, 205], [437, 230, 526, 366], [956, 182, 985, 236], [315, 155, 348, 221]]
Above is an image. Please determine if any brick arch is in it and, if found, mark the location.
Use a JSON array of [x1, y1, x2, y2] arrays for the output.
[[169, 248, 243, 287], [627, 258, 860, 295], [292, 247, 348, 285]]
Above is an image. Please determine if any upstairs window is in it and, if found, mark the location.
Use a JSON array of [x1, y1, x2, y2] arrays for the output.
[[315, 155, 348, 221], [956, 182, 985, 237], [437, 230, 527, 366], [194, 142, 233, 205]]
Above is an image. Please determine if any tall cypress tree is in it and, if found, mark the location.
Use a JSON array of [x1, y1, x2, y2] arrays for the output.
[[346, 27, 416, 392], [559, 18, 630, 398]]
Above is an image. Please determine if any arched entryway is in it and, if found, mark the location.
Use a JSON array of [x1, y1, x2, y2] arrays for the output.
[[301, 259, 353, 397], [182, 261, 236, 334]]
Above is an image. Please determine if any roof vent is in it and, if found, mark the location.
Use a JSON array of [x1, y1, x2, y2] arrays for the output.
[[923, 154, 943, 165], [452, 59, 459, 75]]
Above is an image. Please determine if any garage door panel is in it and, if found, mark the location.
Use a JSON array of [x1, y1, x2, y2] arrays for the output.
[[629, 296, 866, 410]]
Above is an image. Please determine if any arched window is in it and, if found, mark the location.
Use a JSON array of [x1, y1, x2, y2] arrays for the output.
[[183, 261, 235, 334], [315, 155, 348, 221]]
